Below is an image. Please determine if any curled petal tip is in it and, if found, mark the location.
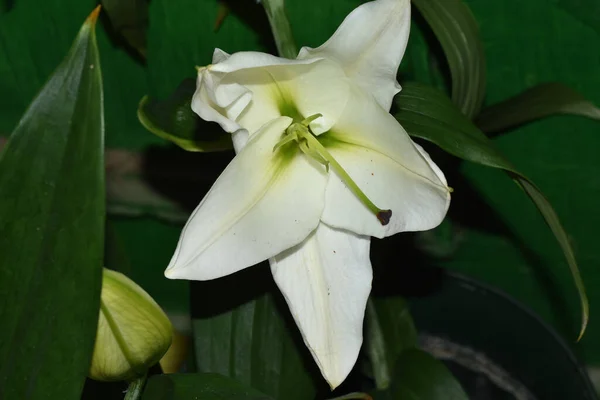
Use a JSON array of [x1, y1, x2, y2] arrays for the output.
[[377, 209, 392, 225]]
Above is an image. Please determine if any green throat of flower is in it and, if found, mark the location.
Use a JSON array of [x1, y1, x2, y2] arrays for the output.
[[274, 114, 392, 226]]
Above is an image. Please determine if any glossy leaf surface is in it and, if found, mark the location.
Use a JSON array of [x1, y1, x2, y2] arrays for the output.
[[0, 7, 105, 399]]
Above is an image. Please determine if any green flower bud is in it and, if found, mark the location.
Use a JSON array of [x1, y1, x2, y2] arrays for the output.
[[89, 269, 173, 381]]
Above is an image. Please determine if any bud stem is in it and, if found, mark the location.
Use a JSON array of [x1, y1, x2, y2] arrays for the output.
[[124, 372, 148, 400]]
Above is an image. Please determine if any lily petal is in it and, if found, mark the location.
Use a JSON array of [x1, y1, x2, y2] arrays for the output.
[[320, 85, 450, 238], [166, 116, 328, 280], [192, 52, 350, 141], [298, 0, 411, 111], [270, 223, 372, 389], [212, 48, 230, 64]]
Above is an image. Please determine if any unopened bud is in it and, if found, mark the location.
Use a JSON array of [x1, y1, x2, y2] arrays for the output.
[[89, 268, 173, 381]]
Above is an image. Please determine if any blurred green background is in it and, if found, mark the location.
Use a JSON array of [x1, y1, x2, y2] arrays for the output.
[[1, 0, 599, 366]]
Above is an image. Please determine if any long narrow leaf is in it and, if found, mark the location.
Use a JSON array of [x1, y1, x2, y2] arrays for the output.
[[412, 0, 486, 118], [0, 7, 105, 399], [476, 82, 600, 134], [394, 83, 588, 339]]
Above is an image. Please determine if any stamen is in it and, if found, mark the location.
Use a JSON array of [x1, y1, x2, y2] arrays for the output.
[[299, 140, 329, 170], [302, 133, 391, 226], [273, 133, 298, 152], [289, 117, 391, 226], [274, 113, 392, 226], [300, 113, 323, 126]]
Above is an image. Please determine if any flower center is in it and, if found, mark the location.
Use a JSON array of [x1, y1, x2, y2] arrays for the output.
[[274, 114, 392, 226]]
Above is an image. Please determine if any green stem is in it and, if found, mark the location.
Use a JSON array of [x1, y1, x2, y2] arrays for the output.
[[261, 0, 299, 59], [301, 132, 392, 225], [124, 372, 148, 400]]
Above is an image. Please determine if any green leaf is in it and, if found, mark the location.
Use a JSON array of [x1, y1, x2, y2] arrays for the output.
[[101, 0, 148, 59], [0, 7, 104, 399], [394, 82, 589, 339], [262, 0, 298, 59], [388, 349, 468, 400], [558, 0, 600, 39], [476, 82, 600, 134], [138, 78, 233, 152], [142, 373, 273, 400], [146, 0, 265, 100], [0, 0, 152, 150], [191, 269, 318, 400], [365, 298, 418, 390], [412, 0, 486, 118]]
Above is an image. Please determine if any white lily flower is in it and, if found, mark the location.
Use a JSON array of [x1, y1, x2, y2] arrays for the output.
[[166, 0, 450, 389]]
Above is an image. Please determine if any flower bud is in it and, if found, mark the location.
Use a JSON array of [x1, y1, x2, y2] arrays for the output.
[[89, 268, 173, 381]]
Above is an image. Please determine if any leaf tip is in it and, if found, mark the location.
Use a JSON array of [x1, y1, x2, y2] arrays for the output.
[[87, 5, 102, 27], [576, 301, 589, 342]]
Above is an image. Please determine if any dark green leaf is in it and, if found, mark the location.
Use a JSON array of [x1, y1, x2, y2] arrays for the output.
[[101, 0, 148, 58], [0, 0, 152, 150], [389, 349, 468, 400], [191, 269, 318, 400], [0, 7, 104, 399], [142, 373, 273, 400], [412, 0, 486, 118], [558, 0, 600, 39], [394, 82, 589, 339], [138, 78, 233, 152], [476, 82, 600, 134], [146, 0, 266, 100], [365, 298, 418, 390]]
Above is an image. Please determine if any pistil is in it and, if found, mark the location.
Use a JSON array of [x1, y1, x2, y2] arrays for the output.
[[274, 114, 392, 226]]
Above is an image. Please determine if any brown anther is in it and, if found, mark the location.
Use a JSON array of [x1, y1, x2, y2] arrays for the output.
[[376, 210, 392, 226]]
